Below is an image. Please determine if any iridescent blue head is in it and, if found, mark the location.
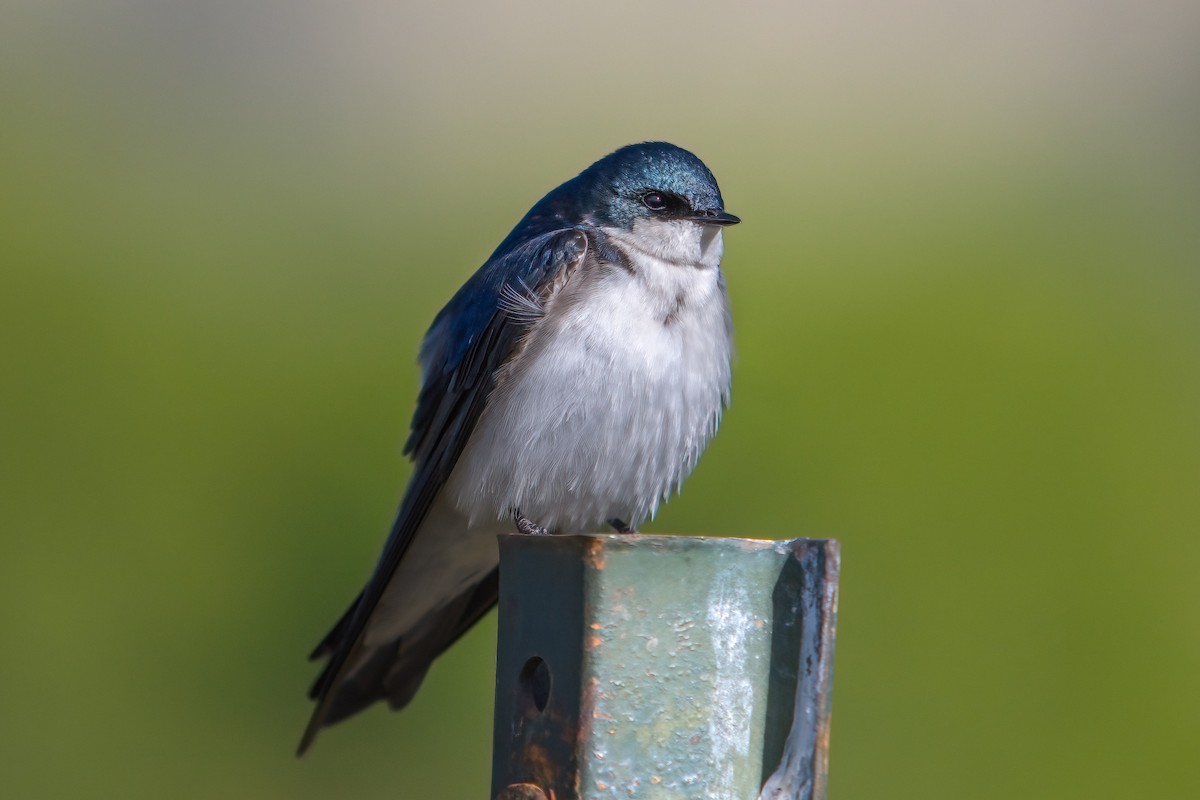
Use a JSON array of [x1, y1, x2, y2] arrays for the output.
[[504, 142, 739, 246], [575, 142, 740, 229]]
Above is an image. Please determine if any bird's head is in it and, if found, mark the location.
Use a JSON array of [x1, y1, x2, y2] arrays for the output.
[[579, 142, 740, 230], [493, 142, 738, 264]]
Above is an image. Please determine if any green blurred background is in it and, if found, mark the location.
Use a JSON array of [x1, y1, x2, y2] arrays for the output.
[[2, 1, 1198, 797]]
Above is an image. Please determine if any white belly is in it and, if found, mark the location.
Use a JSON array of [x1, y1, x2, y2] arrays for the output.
[[447, 228, 733, 532]]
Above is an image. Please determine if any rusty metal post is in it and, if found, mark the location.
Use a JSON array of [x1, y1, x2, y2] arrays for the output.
[[491, 534, 839, 800]]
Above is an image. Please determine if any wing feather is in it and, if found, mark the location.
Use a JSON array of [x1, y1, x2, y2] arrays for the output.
[[298, 228, 587, 754]]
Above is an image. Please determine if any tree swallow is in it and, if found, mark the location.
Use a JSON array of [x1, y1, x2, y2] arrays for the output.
[[300, 142, 739, 754]]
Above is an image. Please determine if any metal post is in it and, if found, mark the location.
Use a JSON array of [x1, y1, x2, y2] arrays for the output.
[[491, 534, 839, 800]]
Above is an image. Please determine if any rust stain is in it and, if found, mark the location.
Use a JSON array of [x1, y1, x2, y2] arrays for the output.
[[494, 783, 548, 800], [505, 741, 567, 799], [587, 635, 603, 650], [576, 678, 599, 761], [585, 537, 607, 571], [815, 711, 833, 762], [518, 743, 561, 789]]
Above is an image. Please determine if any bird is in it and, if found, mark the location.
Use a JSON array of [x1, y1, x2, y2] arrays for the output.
[[300, 142, 739, 754]]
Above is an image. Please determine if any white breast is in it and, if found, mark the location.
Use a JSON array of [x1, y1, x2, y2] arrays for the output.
[[446, 220, 733, 532]]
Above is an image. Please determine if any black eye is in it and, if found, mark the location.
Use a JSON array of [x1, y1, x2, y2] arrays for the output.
[[641, 192, 668, 211]]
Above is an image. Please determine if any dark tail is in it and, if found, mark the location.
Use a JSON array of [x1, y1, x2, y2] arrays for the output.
[[298, 567, 499, 755]]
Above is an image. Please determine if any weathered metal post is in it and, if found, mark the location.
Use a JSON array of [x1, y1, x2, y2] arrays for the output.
[[491, 534, 839, 800]]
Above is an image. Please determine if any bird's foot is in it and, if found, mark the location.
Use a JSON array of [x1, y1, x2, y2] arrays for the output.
[[608, 518, 636, 534], [514, 511, 549, 536]]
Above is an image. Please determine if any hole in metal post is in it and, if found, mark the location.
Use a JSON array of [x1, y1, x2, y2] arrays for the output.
[[518, 656, 552, 715]]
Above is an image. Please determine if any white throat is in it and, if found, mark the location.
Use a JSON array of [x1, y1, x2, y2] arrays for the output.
[[605, 218, 726, 270]]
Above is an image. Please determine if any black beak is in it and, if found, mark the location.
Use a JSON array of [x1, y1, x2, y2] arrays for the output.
[[690, 209, 741, 226]]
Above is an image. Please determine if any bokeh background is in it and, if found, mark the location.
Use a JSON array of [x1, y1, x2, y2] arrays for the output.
[[3, 1, 1198, 797]]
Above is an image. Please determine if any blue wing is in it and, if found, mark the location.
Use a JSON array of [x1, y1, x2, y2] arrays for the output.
[[299, 227, 588, 753]]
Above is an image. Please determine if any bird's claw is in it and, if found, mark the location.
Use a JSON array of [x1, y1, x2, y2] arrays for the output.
[[514, 511, 549, 536]]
